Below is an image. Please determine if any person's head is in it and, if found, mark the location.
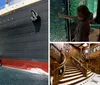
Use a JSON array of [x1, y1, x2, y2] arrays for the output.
[[77, 5, 91, 21]]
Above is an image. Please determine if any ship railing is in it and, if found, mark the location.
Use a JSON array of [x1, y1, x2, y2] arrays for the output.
[[0, 0, 41, 16]]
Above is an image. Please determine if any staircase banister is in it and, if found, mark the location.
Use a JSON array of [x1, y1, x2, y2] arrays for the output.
[[52, 54, 66, 85], [81, 65, 89, 71], [71, 56, 88, 77], [71, 56, 88, 70], [59, 54, 66, 65], [71, 56, 81, 64], [53, 55, 66, 73]]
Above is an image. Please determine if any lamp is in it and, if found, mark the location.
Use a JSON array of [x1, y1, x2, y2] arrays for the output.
[[83, 43, 88, 47]]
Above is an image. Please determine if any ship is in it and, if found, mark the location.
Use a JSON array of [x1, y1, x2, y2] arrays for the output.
[[0, 0, 48, 73]]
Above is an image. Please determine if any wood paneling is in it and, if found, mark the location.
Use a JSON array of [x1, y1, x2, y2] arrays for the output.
[[69, 45, 80, 57]]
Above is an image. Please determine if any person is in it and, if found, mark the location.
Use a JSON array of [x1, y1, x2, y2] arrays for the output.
[[58, 5, 93, 41]]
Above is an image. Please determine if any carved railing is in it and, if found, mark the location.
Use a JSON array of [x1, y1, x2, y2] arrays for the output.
[[71, 56, 88, 77], [50, 44, 66, 85], [84, 45, 100, 59], [52, 56, 66, 85]]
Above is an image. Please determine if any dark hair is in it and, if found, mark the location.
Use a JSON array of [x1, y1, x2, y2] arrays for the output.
[[77, 5, 91, 19]]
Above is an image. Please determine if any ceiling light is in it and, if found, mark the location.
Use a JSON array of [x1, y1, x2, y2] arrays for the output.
[[83, 43, 88, 47], [85, 50, 88, 54]]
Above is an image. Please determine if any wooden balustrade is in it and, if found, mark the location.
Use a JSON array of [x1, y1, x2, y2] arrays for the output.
[[50, 44, 66, 85], [52, 61, 59, 85], [52, 63, 65, 85], [84, 45, 100, 59], [52, 54, 66, 85], [71, 56, 87, 77]]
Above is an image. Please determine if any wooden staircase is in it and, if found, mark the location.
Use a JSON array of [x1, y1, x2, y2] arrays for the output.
[[50, 44, 94, 85], [58, 65, 93, 85]]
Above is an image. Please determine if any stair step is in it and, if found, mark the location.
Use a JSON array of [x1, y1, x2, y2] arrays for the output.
[[60, 72, 92, 82], [64, 70, 91, 78], [65, 69, 80, 72], [65, 67, 77, 69], [65, 68, 79, 71], [64, 70, 91, 76], [65, 69, 91, 73], [69, 72, 94, 85], [63, 72, 83, 78], [64, 70, 81, 75], [87, 71, 91, 74], [87, 71, 92, 75], [59, 72, 93, 85], [60, 74, 84, 82]]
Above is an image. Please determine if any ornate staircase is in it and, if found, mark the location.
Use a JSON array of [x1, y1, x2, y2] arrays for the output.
[[50, 44, 94, 85], [58, 65, 93, 85]]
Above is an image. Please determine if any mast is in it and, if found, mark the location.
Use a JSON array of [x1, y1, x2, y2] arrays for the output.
[[6, 0, 8, 4], [5, 0, 9, 7]]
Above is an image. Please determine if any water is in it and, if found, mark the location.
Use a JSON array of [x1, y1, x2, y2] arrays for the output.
[[0, 67, 48, 85]]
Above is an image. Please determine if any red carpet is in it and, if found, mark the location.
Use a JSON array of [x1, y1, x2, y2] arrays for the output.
[[1, 58, 48, 72]]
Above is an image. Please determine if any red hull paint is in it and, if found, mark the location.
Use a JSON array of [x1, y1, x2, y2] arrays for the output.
[[1, 58, 48, 72]]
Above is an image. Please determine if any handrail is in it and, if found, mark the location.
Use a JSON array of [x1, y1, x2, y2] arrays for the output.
[[76, 55, 85, 63], [74, 53, 92, 71], [71, 56, 88, 70], [52, 54, 66, 85], [50, 44, 66, 73], [84, 45, 100, 59], [71, 56, 88, 77], [88, 45, 100, 54], [50, 44, 66, 85], [52, 55, 66, 73]]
